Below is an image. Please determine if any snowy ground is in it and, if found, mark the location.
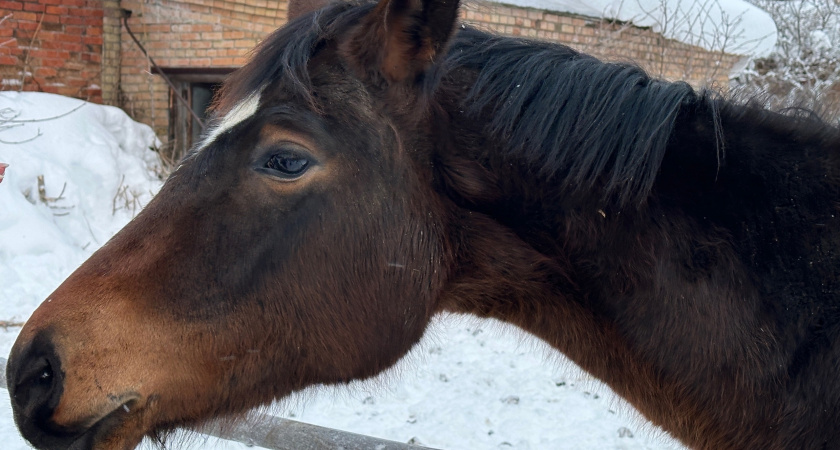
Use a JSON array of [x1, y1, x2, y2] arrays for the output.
[[0, 92, 684, 449]]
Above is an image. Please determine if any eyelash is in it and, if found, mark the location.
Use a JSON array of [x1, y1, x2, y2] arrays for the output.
[[265, 153, 310, 176], [256, 143, 315, 180]]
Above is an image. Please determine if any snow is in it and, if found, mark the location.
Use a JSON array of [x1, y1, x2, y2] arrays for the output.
[[731, 0, 840, 110], [0, 92, 684, 449], [497, 0, 778, 56]]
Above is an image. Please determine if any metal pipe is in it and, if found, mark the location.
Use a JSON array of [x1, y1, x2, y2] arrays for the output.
[[121, 9, 206, 131], [0, 357, 435, 450]]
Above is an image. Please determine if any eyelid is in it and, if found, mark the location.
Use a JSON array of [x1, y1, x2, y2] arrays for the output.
[[252, 142, 319, 183], [258, 125, 320, 153], [252, 141, 317, 166], [266, 144, 304, 158], [264, 153, 310, 178], [251, 125, 325, 181]]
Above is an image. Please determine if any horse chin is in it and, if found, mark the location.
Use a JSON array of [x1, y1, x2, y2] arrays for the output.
[[81, 407, 147, 450], [57, 400, 147, 450]]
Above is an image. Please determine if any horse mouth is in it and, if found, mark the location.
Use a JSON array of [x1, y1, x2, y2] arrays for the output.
[[67, 399, 143, 450], [30, 398, 144, 450]]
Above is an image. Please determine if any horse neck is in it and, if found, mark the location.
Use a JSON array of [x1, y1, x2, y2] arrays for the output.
[[434, 80, 840, 447], [432, 78, 715, 444], [434, 185, 724, 447]]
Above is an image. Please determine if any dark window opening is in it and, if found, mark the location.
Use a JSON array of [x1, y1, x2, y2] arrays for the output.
[[190, 82, 215, 145], [154, 67, 237, 164], [169, 80, 221, 161]]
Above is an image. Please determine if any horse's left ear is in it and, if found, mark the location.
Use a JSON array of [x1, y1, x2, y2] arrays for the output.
[[342, 0, 460, 84]]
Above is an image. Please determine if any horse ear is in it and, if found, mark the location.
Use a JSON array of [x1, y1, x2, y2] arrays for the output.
[[343, 0, 460, 83], [288, 0, 330, 21]]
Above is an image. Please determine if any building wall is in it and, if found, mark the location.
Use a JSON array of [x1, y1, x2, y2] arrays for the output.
[[102, 0, 121, 105], [118, 0, 741, 146], [118, 0, 287, 141], [0, 0, 104, 102]]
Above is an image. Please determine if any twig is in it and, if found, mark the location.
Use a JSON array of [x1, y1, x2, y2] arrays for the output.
[[18, 12, 44, 91], [112, 174, 127, 215], [36, 175, 74, 215], [0, 129, 42, 144], [0, 320, 25, 329], [0, 14, 14, 47], [0, 103, 86, 144], [37, 175, 67, 203], [81, 210, 100, 245], [0, 123, 26, 131], [112, 174, 145, 216], [0, 107, 22, 122], [2, 102, 87, 124]]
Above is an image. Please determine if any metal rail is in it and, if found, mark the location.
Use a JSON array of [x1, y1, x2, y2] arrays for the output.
[[0, 357, 435, 450]]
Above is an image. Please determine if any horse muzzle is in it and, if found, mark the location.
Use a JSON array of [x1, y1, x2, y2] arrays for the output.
[[7, 330, 68, 449], [7, 329, 143, 450]]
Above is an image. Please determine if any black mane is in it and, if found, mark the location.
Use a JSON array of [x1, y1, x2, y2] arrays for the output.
[[444, 30, 702, 207], [215, 2, 840, 208]]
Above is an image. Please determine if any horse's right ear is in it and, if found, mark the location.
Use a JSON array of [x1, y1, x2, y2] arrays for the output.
[[288, 0, 330, 21], [342, 0, 460, 84]]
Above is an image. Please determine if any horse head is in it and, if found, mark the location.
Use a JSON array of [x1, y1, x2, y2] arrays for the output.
[[5, 0, 479, 448]]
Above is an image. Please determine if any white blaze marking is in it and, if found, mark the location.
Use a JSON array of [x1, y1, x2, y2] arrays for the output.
[[200, 92, 261, 150]]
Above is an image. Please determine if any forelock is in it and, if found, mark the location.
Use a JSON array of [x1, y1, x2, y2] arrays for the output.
[[212, 2, 373, 117]]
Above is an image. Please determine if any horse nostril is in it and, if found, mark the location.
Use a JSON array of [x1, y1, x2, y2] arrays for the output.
[[8, 335, 64, 426], [15, 357, 54, 410]]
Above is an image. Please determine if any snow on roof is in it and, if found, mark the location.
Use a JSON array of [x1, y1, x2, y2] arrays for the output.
[[496, 0, 778, 57]]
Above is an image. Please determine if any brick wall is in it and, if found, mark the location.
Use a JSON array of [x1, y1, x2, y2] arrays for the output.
[[117, 0, 741, 145], [118, 0, 287, 139], [0, 0, 744, 145], [0, 0, 104, 102]]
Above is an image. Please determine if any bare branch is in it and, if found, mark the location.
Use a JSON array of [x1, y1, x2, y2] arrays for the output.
[[1, 101, 87, 124], [736, 0, 840, 115], [0, 128, 42, 144], [18, 12, 45, 92], [0, 13, 14, 47], [0, 102, 87, 144]]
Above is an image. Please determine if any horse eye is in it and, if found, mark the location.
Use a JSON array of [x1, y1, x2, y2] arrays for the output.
[[265, 153, 310, 177]]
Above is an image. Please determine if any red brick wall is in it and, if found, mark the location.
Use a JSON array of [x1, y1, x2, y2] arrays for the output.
[[118, 0, 286, 138], [0, 0, 104, 103]]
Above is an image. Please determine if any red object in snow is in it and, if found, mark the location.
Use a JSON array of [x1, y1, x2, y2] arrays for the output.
[[0, 163, 8, 184]]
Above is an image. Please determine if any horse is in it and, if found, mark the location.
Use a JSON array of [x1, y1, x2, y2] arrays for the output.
[[7, 0, 840, 448]]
